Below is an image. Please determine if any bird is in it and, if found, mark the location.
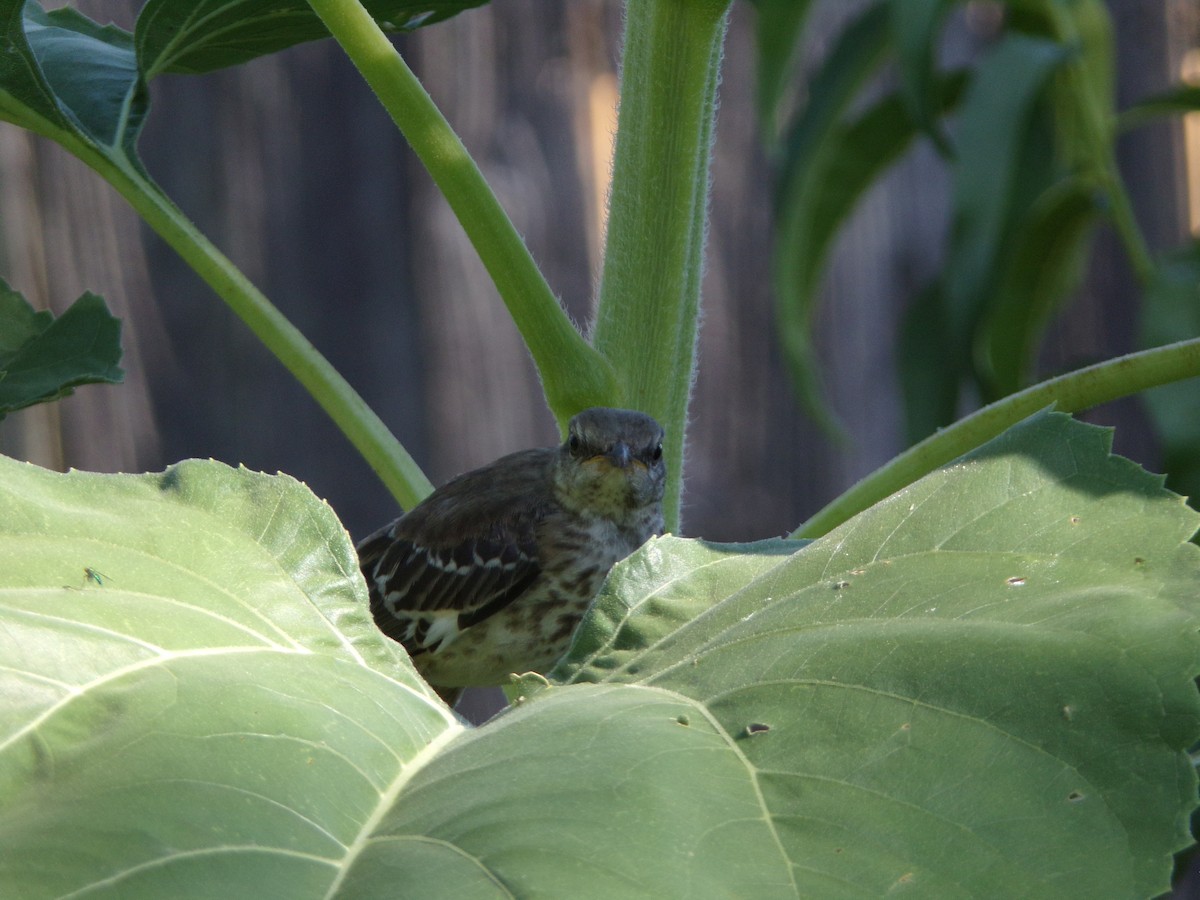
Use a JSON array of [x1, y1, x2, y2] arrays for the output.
[[358, 407, 666, 702]]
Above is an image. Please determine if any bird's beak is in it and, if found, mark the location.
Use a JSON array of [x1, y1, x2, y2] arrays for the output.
[[586, 441, 638, 471], [607, 441, 632, 469]]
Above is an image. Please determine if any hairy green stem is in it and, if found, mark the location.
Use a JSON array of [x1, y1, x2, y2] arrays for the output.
[[593, 0, 732, 531], [796, 338, 1200, 538], [305, 0, 617, 427]]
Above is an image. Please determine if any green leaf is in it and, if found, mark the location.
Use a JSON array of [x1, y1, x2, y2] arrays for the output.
[[0, 456, 454, 898], [0, 1, 145, 159], [746, 0, 815, 140], [903, 12, 1113, 433], [906, 32, 1071, 436], [0, 282, 124, 419], [772, 2, 891, 433], [776, 72, 968, 440], [360, 683, 801, 898], [4, 412, 1199, 896], [898, 282, 959, 444], [975, 175, 1100, 398], [1141, 243, 1200, 506], [136, 0, 489, 78], [943, 33, 1067, 339], [0, 281, 51, 356], [0, 0, 488, 161], [564, 537, 801, 671], [888, 0, 954, 154], [1053, 0, 1115, 172], [1118, 84, 1200, 132], [558, 411, 1200, 898]]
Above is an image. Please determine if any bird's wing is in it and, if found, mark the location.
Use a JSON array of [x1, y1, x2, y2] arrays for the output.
[[359, 527, 541, 656], [357, 449, 554, 657]]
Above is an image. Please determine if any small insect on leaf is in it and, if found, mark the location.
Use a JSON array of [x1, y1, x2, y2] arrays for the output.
[[83, 567, 108, 587]]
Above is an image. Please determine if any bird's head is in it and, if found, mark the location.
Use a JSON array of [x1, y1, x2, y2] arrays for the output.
[[553, 407, 666, 521]]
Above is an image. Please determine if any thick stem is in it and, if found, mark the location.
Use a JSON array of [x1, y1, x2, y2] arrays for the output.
[[593, 0, 732, 531], [795, 338, 1200, 538], [305, 0, 618, 426]]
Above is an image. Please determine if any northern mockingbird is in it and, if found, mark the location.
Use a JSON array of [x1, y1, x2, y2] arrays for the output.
[[359, 407, 666, 701]]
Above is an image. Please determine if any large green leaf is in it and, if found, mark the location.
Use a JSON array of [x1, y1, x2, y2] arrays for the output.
[[0, 1, 146, 157], [136, 0, 489, 78], [556, 411, 1200, 898], [0, 457, 455, 898], [0, 281, 124, 419], [3, 412, 1198, 897], [357, 683, 801, 899], [0, 0, 486, 164]]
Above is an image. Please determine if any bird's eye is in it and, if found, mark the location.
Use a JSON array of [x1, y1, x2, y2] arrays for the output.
[[568, 433, 582, 455], [651, 442, 663, 462]]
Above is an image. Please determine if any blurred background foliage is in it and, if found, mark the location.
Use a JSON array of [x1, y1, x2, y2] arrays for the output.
[[0, 0, 1194, 538], [759, 0, 1200, 510]]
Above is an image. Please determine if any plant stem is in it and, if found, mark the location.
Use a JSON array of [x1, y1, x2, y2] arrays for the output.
[[1054, 2, 1156, 285], [79, 146, 434, 510], [1100, 163, 1156, 286], [593, 0, 732, 531], [305, 0, 618, 427], [795, 338, 1200, 538]]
